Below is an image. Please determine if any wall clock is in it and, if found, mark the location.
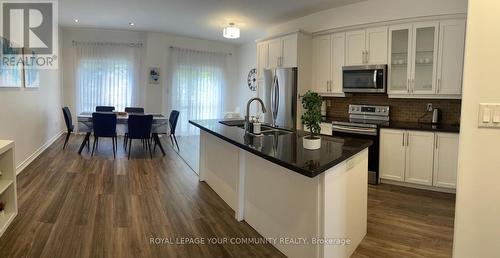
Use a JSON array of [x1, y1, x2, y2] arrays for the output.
[[247, 68, 257, 91]]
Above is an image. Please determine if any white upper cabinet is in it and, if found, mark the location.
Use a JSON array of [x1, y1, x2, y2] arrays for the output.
[[436, 19, 466, 95], [256, 42, 268, 80], [345, 30, 366, 66], [345, 27, 388, 66], [331, 32, 346, 94], [388, 19, 465, 98], [312, 35, 331, 93], [260, 34, 299, 70], [433, 133, 459, 188], [366, 27, 388, 64], [411, 21, 439, 95], [388, 24, 413, 94], [281, 34, 298, 68], [311, 32, 345, 95], [267, 38, 282, 69]]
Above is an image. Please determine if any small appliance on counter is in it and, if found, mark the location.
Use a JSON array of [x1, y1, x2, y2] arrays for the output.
[[432, 108, 441, 124], [321, 100, 327, 118]]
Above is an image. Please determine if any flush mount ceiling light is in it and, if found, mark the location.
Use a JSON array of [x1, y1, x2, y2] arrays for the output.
[[129, 22, 135, 26], [74, 18, 79, 23], [223, 23, 240, 39]]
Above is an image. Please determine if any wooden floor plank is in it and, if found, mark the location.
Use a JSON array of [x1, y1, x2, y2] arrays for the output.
[[0, 135, 454, 258]]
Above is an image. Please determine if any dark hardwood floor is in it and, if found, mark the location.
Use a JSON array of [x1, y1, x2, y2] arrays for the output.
[[0, 134, 455, 258]]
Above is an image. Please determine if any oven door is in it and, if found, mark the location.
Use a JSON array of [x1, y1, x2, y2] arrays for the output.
[[343, 65, 387, 93], [332, 125, 380, 185]]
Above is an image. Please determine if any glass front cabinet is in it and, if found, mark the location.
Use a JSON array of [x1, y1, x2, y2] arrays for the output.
[[388, 22, 440, 96]]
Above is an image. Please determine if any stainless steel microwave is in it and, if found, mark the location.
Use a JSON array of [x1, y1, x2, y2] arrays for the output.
[[342, 65, 387, 93]]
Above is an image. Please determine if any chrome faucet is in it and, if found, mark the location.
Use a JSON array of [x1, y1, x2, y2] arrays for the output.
[[245, 97, 267, 133]]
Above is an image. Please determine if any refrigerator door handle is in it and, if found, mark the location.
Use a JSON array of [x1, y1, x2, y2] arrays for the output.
[[273, 75, 280, 126]]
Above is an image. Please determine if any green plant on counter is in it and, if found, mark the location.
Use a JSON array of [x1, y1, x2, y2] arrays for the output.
[[301, 90, 322, 139]]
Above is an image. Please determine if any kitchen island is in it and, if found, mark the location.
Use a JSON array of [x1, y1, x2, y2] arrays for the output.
[[189, 119, 372, 258]]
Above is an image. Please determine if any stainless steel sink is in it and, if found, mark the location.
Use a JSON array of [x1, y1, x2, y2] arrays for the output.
[[256, 125, 294, 136]]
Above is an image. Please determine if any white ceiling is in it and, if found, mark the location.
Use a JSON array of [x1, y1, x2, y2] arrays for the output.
[[59, 0, 364, 44]]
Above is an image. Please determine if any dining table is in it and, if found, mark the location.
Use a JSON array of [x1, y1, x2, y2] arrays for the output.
[[77, 112, 169, 156]]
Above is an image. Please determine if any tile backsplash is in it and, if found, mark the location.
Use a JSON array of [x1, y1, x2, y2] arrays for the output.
[[324, 93, 462, 125]]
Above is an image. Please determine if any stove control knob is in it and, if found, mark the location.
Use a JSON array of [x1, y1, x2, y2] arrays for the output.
[[376, 108, 380, 112]]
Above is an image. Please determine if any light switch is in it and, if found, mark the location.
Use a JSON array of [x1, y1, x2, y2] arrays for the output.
[[483, 107, 491, 123], [494, 110, 500, 123], [479, 103, 500, 128]]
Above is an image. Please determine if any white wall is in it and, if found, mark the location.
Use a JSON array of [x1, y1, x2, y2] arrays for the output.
[[0, 47, 63, 170], [453, 0, 500, 257], [235, 42, 258, 115], [61, 27, 239, 122], [267, 0, 468, 36]]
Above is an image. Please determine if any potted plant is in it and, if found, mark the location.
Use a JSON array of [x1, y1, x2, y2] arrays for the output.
[[301, 90, 322, 150]]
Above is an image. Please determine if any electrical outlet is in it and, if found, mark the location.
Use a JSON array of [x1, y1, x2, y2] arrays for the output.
[[426, 103, 433, 112]]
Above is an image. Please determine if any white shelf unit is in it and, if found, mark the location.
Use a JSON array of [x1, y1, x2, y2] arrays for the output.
[[0, 140, 17, 238]]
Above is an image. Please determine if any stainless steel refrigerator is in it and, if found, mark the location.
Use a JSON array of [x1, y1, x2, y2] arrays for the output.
[[262, 67, 298, 129]]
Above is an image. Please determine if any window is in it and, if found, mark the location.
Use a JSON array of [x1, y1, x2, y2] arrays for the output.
[[74, 42, 142, 113], [169, 47, 228, 136]]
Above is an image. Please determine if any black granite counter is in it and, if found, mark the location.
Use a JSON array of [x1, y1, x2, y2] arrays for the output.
[[189, 119, 372, 178], [379, 121, 460, 133]]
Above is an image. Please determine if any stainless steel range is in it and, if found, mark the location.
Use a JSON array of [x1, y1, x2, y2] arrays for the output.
[[331, 104, 390, 184]]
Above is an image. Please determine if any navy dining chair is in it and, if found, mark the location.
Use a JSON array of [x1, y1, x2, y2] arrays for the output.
[[62, 107, 74, 149], [124, 107, 145, 148], [96, 106, 115, 112], [168, 110, 180, 151], [127, 114, 153, 159], [91, 112, 118, 158]]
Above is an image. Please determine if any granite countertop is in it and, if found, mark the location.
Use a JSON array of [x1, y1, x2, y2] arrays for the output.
[[379, 121, 460, 133], [189, 119, 373, 178], [321, 116, 460, 133]]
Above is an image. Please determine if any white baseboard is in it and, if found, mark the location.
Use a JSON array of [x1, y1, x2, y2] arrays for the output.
[[380, 179, 456, 194], [16, 130, 65, 175]]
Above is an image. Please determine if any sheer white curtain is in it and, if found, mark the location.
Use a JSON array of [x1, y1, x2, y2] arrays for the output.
[[74, 42, 142, 114], [168, 47, 228, 136]]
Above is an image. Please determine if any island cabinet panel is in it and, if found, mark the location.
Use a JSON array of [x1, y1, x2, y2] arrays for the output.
[[244, 152, 320, 258], [199, 131, 239, 210], [322, 148, 368, 258]]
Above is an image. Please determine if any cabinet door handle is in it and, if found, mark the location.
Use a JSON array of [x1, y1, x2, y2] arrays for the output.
[[402, 134, 405, 146], [407, 79, 410, 93], [435, 135, 439, 149], [411, 79, 415, 93], [437, 78, 441, 93], [366, 50, 369, 63], [407, 132, 410, 146]]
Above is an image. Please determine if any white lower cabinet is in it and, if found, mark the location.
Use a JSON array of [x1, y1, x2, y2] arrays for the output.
[[320, 123, 333, 136], [433, 133, 459, 188], [405, 131, 435, 186], [379, 129, 406, 182], [379, 129, 459, 189]]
